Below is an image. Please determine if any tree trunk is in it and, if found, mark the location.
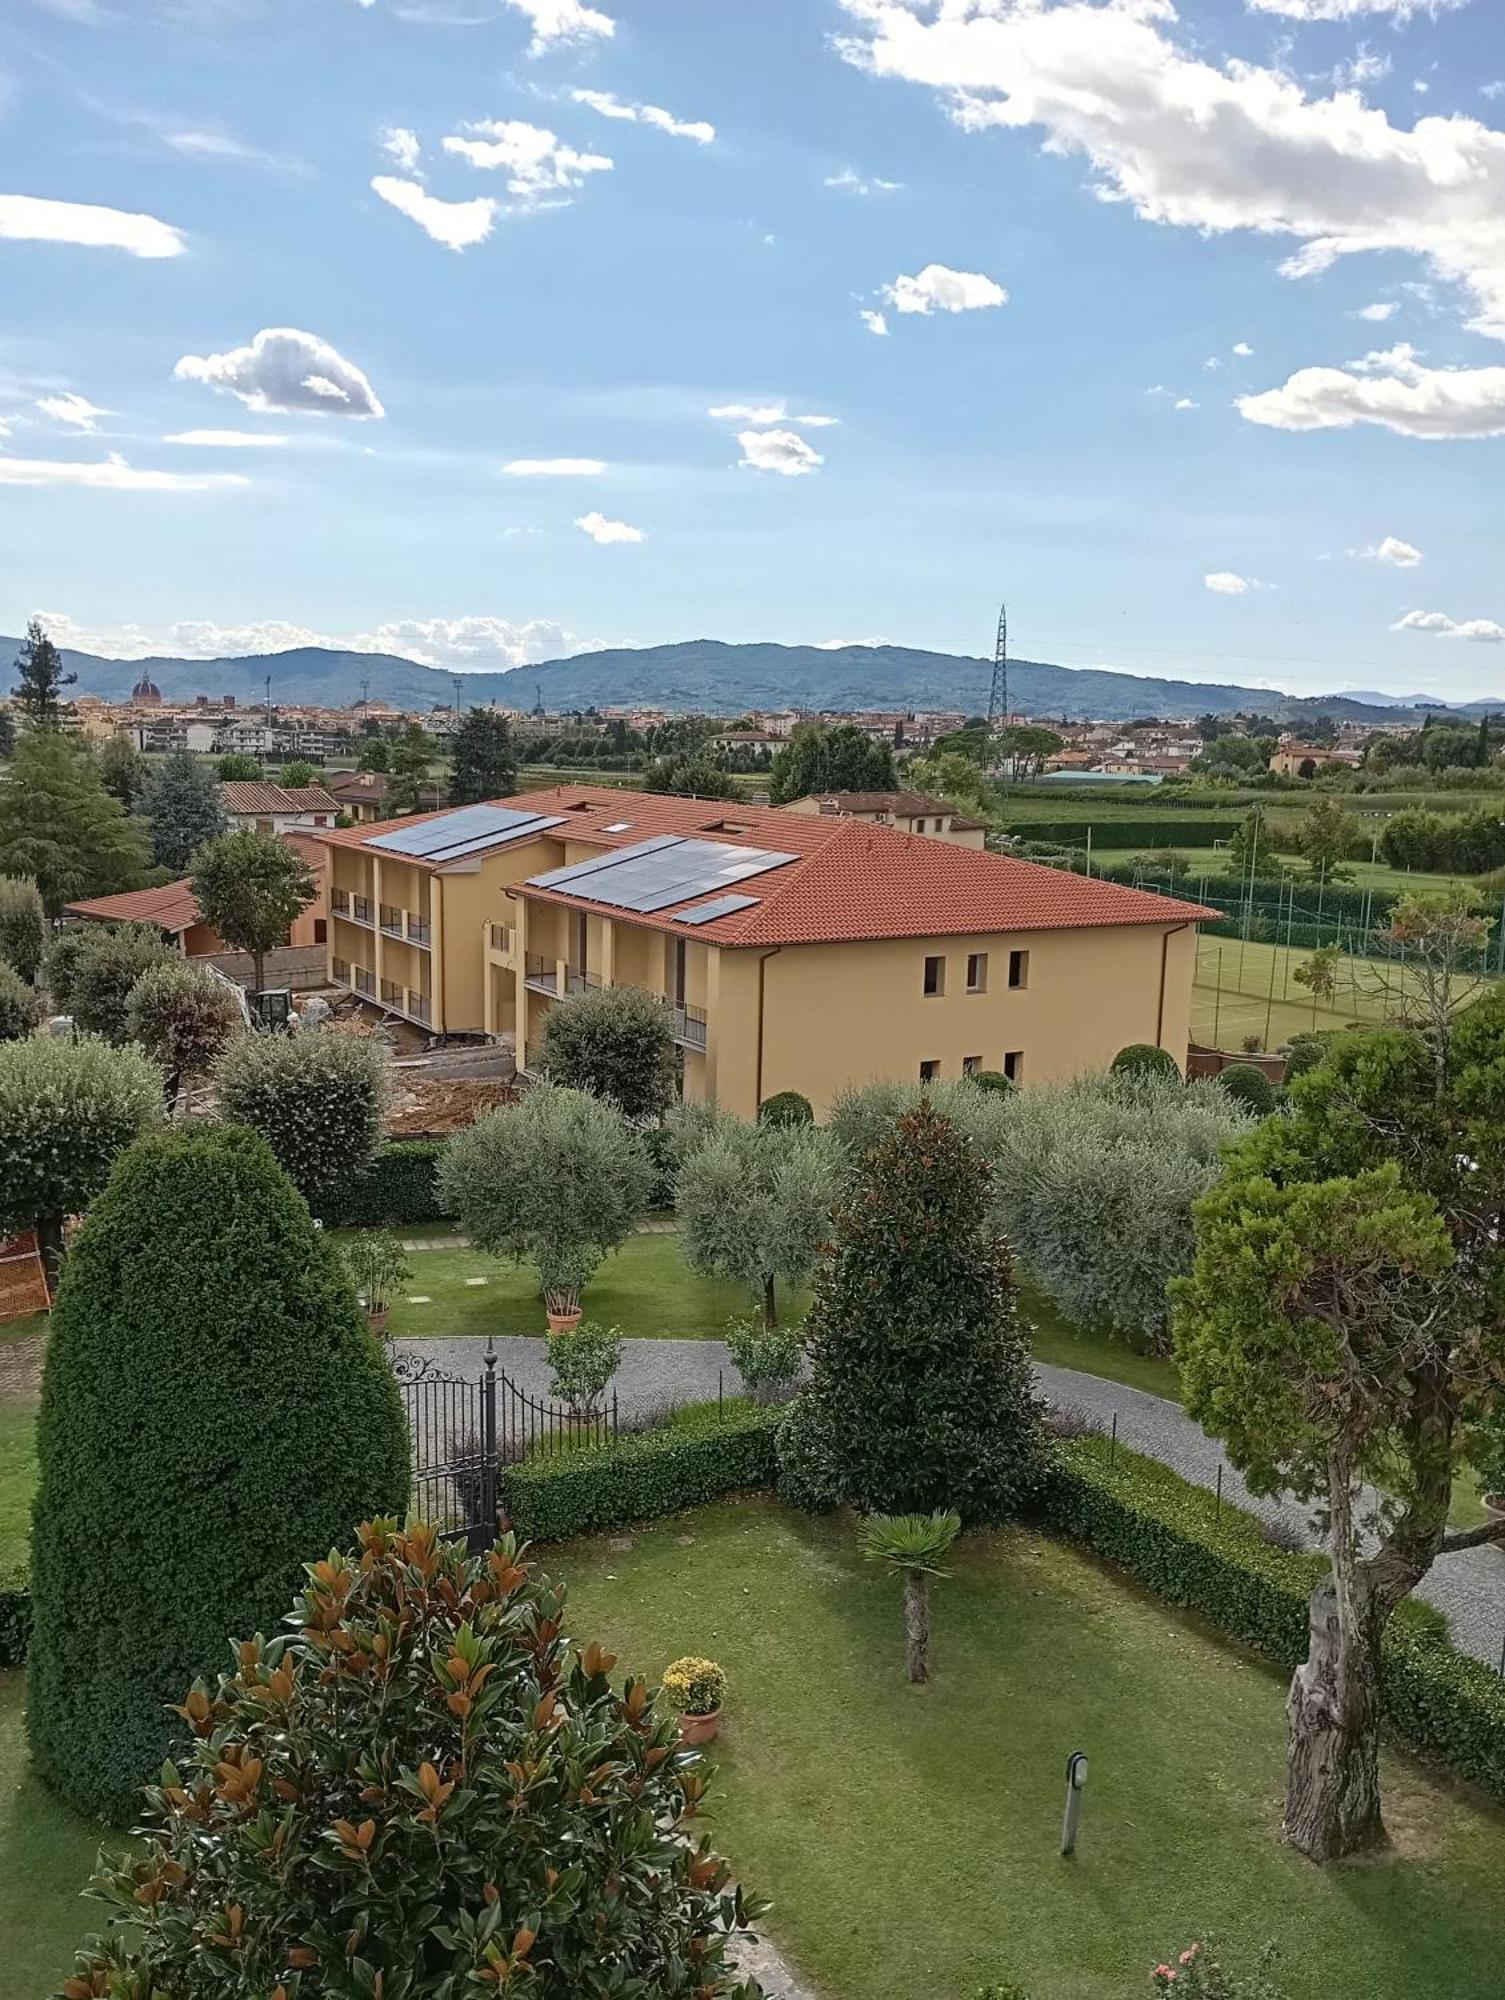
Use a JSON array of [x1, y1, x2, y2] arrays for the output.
[[251, 949, 265, 1005], [762, 1273, 778, 1332], [1283, 1572, 1387, 1862], [904, 1569, 930, 1685], [36, 1211, 66, 1293]]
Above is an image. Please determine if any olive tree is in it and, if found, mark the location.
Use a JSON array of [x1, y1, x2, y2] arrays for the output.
[[214, 1027, 388, 1209], [676, 1116, 840, 1328], [69, 922, 177, 1043], [123, 959, 244, 1099], [537, 984, 678, 1122], [0, 961, 43, 1041], [437, 1084, 650, 1323], [0, 1035, 162, 1274]]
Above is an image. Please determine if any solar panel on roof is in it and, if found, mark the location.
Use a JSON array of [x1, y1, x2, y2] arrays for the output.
[[671, 894, 760, 925], [427, 813, 567, 862], [527, 833, 685, 891], [528, 836, 797, 916], [370, 805, 565, 863]]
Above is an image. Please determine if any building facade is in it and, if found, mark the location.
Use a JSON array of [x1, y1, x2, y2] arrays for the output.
[[315, 785, 1210, 1114]]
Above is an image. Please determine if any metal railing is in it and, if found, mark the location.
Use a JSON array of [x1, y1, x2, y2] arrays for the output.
[[565, 965, 601, 995], [379, 904, 404, 937], [380, 978, 403, 1005], [353, 965, 375, 996], [409, 990, 431, 1024], [407, 914, 432, 947], [331, 888, 351, 916], [524, 953, 558, 994], [352, 895, 374, 926], [669, 1001, 708, 1051]]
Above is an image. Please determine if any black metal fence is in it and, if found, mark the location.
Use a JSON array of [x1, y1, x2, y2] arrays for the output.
[[392, 1339, 618, 1551]]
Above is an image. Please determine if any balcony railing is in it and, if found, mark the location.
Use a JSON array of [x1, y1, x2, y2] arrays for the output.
[[524, 953, 559, 995], [379, 904, 404, 937], [353, 965, 375, 997], [331, 888, 351, 917], [669, 1001, 708, 1052], [409, 989, 431, 1024], [380, 977, 403, 1006], [489, 922, 513, 956], [406, 914, 431, 947], [565, 966, 602, 995], [332, 956, 350, 983], [351, 895, 373, 926]]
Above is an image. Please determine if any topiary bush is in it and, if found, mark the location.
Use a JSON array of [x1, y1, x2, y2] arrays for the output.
[[123, 957, 244, 1086], [1110, 1042, 1181, 1081], [1215, 1062, 1278, 1117], [0, 874, 45, 984], [968, 1070, 1013, 1094], [58, 1520, 765, 1998], [537, 982, 678, 1122], [27, 1124, 409, 1821], [758, 1090, 813, 1128], [777, 1102, 1049, 1523], [43, 925, 91, 1012], [547, 1318, 625, 1417], [314, 1137, 452, 1227], [214, 1024, 389, 1208], [69, 921, 176, 1043], [1282, 1030, 1343, 1081], [0, 959, 42, 1041]]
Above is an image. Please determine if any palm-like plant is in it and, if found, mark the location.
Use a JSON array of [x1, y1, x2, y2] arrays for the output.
[[859, 1509, 961, 1684]]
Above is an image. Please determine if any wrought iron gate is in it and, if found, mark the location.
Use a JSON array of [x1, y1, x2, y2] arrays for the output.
[[392, 1339, 618, 1551]]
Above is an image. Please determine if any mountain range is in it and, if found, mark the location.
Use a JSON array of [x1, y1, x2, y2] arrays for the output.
[[4, 634, 1497, 727]]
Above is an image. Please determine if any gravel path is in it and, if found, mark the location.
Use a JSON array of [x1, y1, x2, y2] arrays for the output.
[[396, 1336, 1505, 1671]]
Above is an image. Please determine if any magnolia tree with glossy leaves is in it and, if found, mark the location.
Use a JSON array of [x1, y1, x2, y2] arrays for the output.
[[1173, 986, 1505, 1864]]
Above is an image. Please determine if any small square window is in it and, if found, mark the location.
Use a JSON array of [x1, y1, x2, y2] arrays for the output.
[[1003, 1050, 1024, 1083], [967, 951, 988, 993], [919, 1059, 941, 1082], [962, 1055, 981, 1076], [1009, 949, 1030, 990], [922, 954, 945, 997]]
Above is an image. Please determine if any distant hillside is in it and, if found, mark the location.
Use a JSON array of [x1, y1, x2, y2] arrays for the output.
[[2, 633, 1492, 726]]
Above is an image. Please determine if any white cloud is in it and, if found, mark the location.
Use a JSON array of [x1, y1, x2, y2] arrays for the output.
[[371, 175, 498, 251], [825, 166, 901, 195], [569, 90, 714, 145], [0, 452, 246, 493], [35, 610, 589, 667], [1205, 571, 1258, 594], [575, 510, 643, 544], [442, 121, 612, 203], [36, 391, 106, 431], [381, 126, 421, 173], [860, 308, 889, 336], [736, 427, 824, 476], [836, 0, 1505, 341], [708, 401, 839, 427], [1357, 535, 1425, 566], [1238, 355, 1505, 437], [1357, 300, 1400, 321], [1204, 356, 1221, 371], [884, 263, 1007, 315], [1248, 0, 1465, 16], [163, 429, 291, 446], [1394, 609, 1505, 641], [1174, 396, 1198, 409], [1233, 341, 1254, 356], [502, 0, 613, 50], [0, 192, 185, 259], [174, 328, 384, 418], [503, 456, 605, 475]]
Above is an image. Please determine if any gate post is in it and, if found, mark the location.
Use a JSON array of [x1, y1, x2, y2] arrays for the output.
[[474, 1339, 498, 1555]]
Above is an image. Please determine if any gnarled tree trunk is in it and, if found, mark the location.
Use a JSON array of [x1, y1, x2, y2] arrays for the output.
[[1283, 1573, 1387, 1861], [904, 1568, 930, 1684], [762, 1272, 778, 1332]]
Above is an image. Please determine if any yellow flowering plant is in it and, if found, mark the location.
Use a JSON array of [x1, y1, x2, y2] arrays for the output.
[[662, 1656, 726, 1717]]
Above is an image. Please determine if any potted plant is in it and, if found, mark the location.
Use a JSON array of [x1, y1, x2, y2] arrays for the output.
[[662, 1656, 726, 1747], [547, 1319, 624, 1419], [341, 1229, 410, 1336], [543, 1248, 594, 1335]]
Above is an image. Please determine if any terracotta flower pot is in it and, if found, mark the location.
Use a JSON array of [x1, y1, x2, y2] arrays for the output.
[[546, 1309, 583, 1336], [678, 1707, 721, 1747], [366, 1305, 390, 1336]]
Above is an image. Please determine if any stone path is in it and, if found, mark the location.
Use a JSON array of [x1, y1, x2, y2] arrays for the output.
[[0, 1334, 45, 1400], [399, 1333, 1505, 1671]]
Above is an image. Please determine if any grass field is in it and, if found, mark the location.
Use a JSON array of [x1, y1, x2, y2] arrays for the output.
[[553, 1497, 1505, 2000], [1093, 846, 1468, 900], [1189, 933, 1477, 1049]]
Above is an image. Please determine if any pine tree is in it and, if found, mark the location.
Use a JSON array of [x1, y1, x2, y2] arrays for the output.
[[139, 749, 228, 873], [449, 708, 517, 806], [11, 618, 76, 730], [777, 1102, 1048, 1521], [97, 734, 149, 810], [0, 732, 151, 914], [388, 724, 436, 814]]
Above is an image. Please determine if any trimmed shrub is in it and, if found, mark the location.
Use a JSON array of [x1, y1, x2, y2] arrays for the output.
[[59, 1520, 763, 1998], [122, 957, 244, 1082], [214, 1025, 388, 1207], [0, 960, 42, 1041], [547, 1318, 625, 1417], [0, 875, 45, 984], [725, 1314, 803, 1403], [968, 1069, 1013, 1094], [1282, 1030, 1343, 1081], [69, 921, 176, 1043], [314, 1137, 452, 1227], [0, 1571, 30, 1667], [641, 1123, 678, 1210], [1110, 1042, 1180, 1081], [502, 1403, 784, 1541], [537, 983, 678, 1122], [777, 1103, 1048, 1523], [758, 1090, 813, 1128], [1215, 1062, 1278, 1117], [43, 926, 91, 1011], [27, 1124, 409, 1821]]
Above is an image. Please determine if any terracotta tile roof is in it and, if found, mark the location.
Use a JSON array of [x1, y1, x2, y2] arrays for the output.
[[219, 782, 339, 815], [64, 880, 202, 933], [799, 790, 965, 817], [312, 784, 1215, 946]]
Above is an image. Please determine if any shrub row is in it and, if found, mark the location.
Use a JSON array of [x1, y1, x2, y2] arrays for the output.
[[1042, 1437, 1505, 1802], [313, 1140, 454, 1229], [0, 1570, 29, 1668], [1009, 816, 1244, 848], [501, 1402, 784, 1542]]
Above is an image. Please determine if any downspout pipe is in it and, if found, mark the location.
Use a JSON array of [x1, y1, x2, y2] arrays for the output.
[[754, 947, 782, 1109]]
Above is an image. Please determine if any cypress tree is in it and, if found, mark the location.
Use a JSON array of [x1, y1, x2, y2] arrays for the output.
[[139, 748, 227, 873], [27, 1124, 410, 1820], [777, 1102, 1048, 1522]]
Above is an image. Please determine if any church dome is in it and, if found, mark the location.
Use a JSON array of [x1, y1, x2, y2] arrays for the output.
[[131, 674, 162, 703]]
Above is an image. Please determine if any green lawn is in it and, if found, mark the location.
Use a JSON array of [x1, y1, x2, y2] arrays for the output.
[[554, 1498, 1505, 2000], [1092, 846, 1468, 900], [0, 1403, 37, 1577], [1018, 1279, 1180, 1402]]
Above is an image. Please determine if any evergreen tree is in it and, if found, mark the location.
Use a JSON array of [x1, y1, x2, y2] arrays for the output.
[[216, 752, 263, 781], [139, 748, 228, 873], [97, 734, 149, 811], [0, 874, 46, 983], [191, 829, 316, 995], [768, 723, 898, 805], [11, 618, 76, 730], [280, 757, 318, 789], [69, 921, 177, 1042], [27, 1124, 409, 1820], [537, 983, 679, 1121], [0, 732, 151, 914], [449, 708, 517, 806], [357, 737, 391, 773], [777, 1103, 1048, 1521], [642, 751, 738, 799], [0, 708, 14, 759], [388, 723, 436, 814]]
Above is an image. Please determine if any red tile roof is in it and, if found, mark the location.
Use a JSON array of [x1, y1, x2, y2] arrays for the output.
[[64, 880, 202, 933], [313, 784, 1215, 947], [219, 782, 339, 815]]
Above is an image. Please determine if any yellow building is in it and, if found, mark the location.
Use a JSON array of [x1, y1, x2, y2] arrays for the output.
[[783, 789, 989, 848], [316, 785, 1212, 1117]]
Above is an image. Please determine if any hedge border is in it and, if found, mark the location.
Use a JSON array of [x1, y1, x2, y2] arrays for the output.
[[0, 1570, 30, 1669], [313, 1140, 454, 1230]]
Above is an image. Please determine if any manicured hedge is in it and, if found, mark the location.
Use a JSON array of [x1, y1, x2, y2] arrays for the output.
[[502, 1402, 784, 1542], [0, 1570, 29, 1668], [1043, 1437, 1505, 1802], [314, 1140, 454, 1228], [1010, 816, 1244, 848]]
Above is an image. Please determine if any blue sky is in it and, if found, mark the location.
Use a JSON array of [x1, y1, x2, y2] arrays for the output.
[[1, 0, 1503, 700]]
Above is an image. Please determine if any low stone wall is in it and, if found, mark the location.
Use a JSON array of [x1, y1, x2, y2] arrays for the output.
[[1186, 1043, 1288, 1084], [194, 944, 329, 993]]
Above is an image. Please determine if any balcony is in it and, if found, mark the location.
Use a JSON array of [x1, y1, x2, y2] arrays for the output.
[[524, 953, 559, 996], [668, 1001, 708, 1052], [379, 904, 404, 938], [353, 965, 375, 997], [351, 895, 374, 927], [565, 965, 602, 995], [380, 977, 403, 1006], [409, 989, 431, 1025], [406, 914, 432, 948], [488, 922, 513, 956], [331, 888, 351, 917]]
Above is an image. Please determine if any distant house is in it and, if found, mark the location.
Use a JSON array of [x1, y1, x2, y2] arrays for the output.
[[1268, 745, 1364, 777], [784, 790, 988, 849], [326, 770, 392, 823], [64, 834, 329, 961], [218, 781, 339, 834]]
